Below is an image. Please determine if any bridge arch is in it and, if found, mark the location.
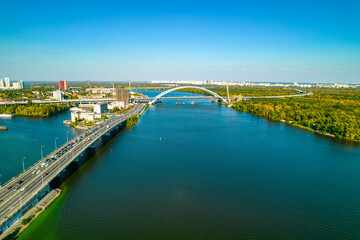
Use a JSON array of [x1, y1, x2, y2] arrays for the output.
[[149, 86, 227, 104]]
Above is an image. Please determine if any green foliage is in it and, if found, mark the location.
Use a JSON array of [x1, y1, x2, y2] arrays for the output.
[[112, 106, 120, 112], [3, 227, 21, 240], [83, 121, 95, 127], [0, 103, 69, 117], [0, 87, 54, 100], [126, 115, 139, 129], [69, 122, 77, 127], [179, 86, 299, 97], [21, 215, 34, 225], [232, 89, 360, 142]]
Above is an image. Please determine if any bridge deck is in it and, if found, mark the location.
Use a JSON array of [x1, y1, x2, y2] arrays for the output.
[[0, 103, 146, 234]]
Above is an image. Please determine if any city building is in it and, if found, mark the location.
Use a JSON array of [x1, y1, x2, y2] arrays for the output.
[[12, 80, 24, 89], [150, 80, 316, 88], [93, 103, 108, 114], [58, 80, 69, 90], [108, 101, 125, 110], [116, 89, 129, 103], [5, 78, 10, 88], [53, 90, 64, 101], [70, 104, 108, 123], [0, 77, 24, 90], [85, 87, 116, 95], [70, 107, 96, 122]]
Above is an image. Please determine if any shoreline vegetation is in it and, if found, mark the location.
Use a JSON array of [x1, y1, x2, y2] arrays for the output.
[[175, 86, 359, 143], [177, 86, 300, 97], [125, 104, 148, 129], [3, 189, 62, 240], [230, 88, 360, 143], [0, 102, 70, 117], [126, 115, 139, 129], [13, 105, 148, 239], [64, 115, 109, 129]]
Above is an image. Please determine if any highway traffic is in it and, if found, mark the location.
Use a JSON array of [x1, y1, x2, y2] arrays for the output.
[[0, 103, 145, 232]]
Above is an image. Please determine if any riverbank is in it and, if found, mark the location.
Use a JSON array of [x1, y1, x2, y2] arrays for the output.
[[231, 89, 360, 144], [125, 104, 149, 129], [1, 104, 148, 239], [234, 109, 359, 144], [63, 120, 95, 130], [3, 91, 360, 239], [0, 103, 70, 118], [1, 189, 61, 240]]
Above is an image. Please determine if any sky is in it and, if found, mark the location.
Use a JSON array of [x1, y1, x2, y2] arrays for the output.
[[0, 0, 359, 83]]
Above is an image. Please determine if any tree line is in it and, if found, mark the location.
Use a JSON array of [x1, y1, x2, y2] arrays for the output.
[[232, 88, 360, 142], [176, 86, 299, 97], [0, 103, 70, 117]]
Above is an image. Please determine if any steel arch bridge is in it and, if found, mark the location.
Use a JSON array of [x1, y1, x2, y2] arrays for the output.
[[149, 86, 228, 104]]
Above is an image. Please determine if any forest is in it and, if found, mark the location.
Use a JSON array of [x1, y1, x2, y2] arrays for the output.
[[177, 86, 299, 97], [0, 102, 70, 117], [232, 88, 360, 142]]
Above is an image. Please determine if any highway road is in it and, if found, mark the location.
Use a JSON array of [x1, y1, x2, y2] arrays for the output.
[[0, 103, 146, 231]]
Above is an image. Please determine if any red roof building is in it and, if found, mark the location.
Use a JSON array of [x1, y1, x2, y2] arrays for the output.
[[58, 80, 68, 90]]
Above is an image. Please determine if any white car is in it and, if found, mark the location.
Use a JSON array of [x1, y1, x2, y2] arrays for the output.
[[21, 187, 27, 191]]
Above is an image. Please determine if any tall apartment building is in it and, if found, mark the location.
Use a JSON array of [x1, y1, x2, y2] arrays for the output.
[[58, 80, 69, 90], [5, 77, 10, 88], [12, 80, 24, 89], [0, 77, 24, 89], [19, 80, 24, 89], [116, 89, 129, 103]]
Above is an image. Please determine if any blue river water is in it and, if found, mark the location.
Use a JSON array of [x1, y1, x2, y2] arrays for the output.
[[1, 90, 360, 239]]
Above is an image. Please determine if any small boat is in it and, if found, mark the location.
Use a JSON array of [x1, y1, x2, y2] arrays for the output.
[[0, 114, 13, 118], [0, 126, 8, 131], [189, 101, 199, 104], [175, 102, 185, 105], [156, 101, 164, 105]]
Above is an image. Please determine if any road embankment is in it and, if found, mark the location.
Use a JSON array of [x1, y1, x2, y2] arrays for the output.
[[1, 189, 61, 240]]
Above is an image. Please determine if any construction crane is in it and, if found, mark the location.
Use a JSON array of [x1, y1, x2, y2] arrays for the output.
[[226, 83, 230, 102]]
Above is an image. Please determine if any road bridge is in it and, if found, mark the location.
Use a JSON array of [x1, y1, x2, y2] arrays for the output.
[[0, 98, 116, 106], [148, 86, 228, 104], [0, 103, 146, 238], [0, 88, 312, 107]]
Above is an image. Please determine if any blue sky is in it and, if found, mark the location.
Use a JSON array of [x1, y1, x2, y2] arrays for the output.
[[0, 0, 359, 83]]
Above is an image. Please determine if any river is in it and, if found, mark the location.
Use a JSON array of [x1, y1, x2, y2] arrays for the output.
[[1, 90, 360, 239]]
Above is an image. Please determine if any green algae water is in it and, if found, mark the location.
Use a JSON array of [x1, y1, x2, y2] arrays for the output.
[[17, 186, 69, 240], [2, 90, 360, 239]]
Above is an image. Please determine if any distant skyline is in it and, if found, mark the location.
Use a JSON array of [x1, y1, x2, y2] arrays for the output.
[[0, 0, 359, 83]]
